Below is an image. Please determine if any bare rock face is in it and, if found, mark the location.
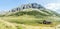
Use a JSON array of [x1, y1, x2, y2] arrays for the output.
[[9, 3, 45, 12]]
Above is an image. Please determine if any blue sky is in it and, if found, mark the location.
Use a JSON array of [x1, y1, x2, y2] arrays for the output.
[[0, 0, 60, 13], [0, 0, 19, 12]]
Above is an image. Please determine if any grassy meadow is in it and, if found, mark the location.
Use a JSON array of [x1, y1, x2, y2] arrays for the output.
[[0, 15, 60, 29], [0, 9, 60, 29]]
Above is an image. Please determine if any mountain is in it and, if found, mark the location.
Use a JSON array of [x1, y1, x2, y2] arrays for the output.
[[0, 3, 60, 29], [6, 3, 59, 17], [9, 3, 45, 12], [7, 8, 57, 16]]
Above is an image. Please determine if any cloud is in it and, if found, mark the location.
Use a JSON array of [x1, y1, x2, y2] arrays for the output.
[[44, 3, 60, 13]]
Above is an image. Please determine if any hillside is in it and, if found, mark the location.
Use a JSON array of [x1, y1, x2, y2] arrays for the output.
[[3, 3, 60, 25], [8, 8, 59, 16], [0, 3, 60, 29], [7, 3, 59, 17]]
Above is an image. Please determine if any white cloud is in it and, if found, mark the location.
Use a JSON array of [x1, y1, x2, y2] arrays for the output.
[[44, 3, 60, 13]]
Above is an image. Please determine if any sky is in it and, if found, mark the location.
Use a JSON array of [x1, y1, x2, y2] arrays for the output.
[[0, 0, 60, 13], [0, 0, 19, 13]]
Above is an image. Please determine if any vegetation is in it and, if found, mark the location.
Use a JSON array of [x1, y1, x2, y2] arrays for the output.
[[0, 3, 60, 29]]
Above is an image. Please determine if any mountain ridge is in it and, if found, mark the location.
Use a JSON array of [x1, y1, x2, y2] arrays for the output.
[[0, 3, 60, 17], [9, 3, 45, 12]]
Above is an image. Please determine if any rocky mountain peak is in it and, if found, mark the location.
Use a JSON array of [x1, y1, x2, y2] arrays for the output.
[[10, 3, 45, 12]]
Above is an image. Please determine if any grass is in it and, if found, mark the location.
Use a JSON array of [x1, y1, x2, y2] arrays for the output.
[[1, 15, 50, 24], [0, 5, 60, 29], [0, 15, 59, 29], [0, 20, 16, 29], [1, 15, 59, 25], [0, 19, 55, 29]]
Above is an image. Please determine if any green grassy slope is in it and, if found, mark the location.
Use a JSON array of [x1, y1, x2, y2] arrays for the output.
[[0, 15, 58, 29], [2, 8, 60, 25], [0, 8, 60, 29], [7, 8, 59, 16]]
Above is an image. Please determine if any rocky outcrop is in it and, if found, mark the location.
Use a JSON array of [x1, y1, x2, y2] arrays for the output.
[[10, 3, 45, 12]]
